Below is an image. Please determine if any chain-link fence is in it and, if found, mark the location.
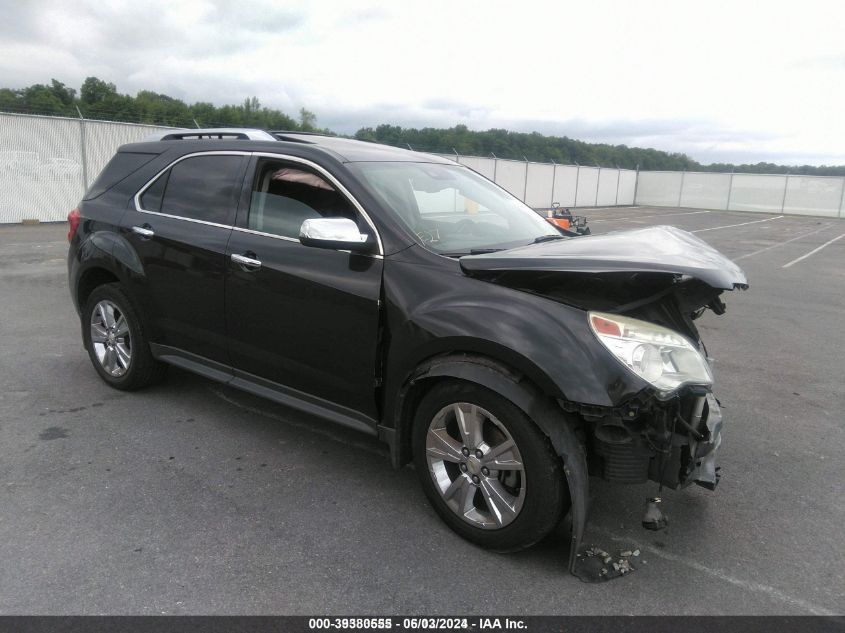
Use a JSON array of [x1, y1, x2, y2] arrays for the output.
[[0, 112, 178, 223], [2, 111, 843, 223]]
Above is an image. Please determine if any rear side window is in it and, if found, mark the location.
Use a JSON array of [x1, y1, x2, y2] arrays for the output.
[[142, 154, 245, 225], [84, 152, 158, 200], [139, 171, 167, 212]]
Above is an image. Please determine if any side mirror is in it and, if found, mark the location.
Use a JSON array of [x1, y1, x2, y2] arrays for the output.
[[299, 217, 373, 253]]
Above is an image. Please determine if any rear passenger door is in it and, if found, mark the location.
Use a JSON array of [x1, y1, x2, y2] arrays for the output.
[[224, 155, 384, 421], [122, 151, 248, 365]]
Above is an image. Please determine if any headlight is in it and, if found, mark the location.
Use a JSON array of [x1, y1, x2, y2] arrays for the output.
[[588, 311, 712, 398]]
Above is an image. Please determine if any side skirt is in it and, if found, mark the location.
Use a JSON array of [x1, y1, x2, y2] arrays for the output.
[[150, 343, 379, 437]]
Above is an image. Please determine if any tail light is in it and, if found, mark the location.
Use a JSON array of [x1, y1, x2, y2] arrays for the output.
[[67, 208, 80, 242]]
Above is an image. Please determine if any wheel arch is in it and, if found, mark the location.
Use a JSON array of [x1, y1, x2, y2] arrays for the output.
[[388, 351, 573, 465], [387, 351, 590, 572], [71, 227, 147, 314], [76, 266, 121, 314]]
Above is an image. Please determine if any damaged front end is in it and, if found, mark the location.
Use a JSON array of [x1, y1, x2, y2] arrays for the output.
[[579, 306, 726, 492], [564, 385, 723, 492], [564, 383, 724, 581], [459, 225, 747, 574], [459, 227, 744, 494]]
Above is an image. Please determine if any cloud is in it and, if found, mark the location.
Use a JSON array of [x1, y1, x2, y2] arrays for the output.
[[340, 6, 392, 24], [1, 0, 844, 165], [0, 2, 41, 42], [794, 54, 845, 70]]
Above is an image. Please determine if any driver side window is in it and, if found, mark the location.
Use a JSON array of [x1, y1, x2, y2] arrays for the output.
[[247, 160, 357, 239]]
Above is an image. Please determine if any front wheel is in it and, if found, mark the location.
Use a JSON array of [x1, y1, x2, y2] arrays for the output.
[[412, 381, 569, 552]]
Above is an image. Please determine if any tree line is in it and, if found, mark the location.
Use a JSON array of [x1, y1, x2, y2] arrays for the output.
[[355, 124, 700, 171], [355, 125, 845, 177], [2, 78, 842, 176], [0, 78, 319, 132]]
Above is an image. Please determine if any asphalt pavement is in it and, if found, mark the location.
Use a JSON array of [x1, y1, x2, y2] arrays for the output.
[[0, 208, 843, 614]]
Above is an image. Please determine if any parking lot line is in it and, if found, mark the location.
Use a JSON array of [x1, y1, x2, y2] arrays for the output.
[[1, 241, 66, 248], [733, 225, 830, 261], [590, 210, 711, 223], [782, 232, 845, 268], [593, 527, 836, 616], [691, 216, 783, 233]]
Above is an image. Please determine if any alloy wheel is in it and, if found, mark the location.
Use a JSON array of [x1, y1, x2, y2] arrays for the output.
[[90, 300, 132, 377], [425, 402, 526, 529]]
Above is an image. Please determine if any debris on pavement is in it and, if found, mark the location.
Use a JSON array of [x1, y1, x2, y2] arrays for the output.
[[572, 545, 641, 583]]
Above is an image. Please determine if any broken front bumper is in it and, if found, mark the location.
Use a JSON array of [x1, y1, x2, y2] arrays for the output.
[[682, 393, 723, 489], [589, 388, 724, 490], [564, 388, 725, 575]]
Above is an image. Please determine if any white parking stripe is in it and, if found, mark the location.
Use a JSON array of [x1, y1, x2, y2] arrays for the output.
[[692, 216, 783, 233], [590, 210, 711, 223], [2, 241, 66, 248], [733, 225, 829, 261], [593, 527, 836, 615], [782, 232, 845, 268]]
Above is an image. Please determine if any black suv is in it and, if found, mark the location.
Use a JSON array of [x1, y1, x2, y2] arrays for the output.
[[67, 129, 747, 572]]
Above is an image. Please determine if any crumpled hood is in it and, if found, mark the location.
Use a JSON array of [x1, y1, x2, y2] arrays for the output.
[[459, 225, 748, 291]]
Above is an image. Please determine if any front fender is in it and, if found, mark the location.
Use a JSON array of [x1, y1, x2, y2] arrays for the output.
[[382, 254, 649, 418]]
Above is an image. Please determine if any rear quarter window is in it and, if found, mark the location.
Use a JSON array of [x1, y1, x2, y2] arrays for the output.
[[83, 152, 159, 200], [151, 154, 245, 225]]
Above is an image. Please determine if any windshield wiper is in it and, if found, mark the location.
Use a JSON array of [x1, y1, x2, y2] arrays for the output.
[[442, 248, 506, 257], [532, 235, 566, 244]]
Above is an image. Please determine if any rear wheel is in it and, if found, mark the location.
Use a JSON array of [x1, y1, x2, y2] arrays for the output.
[[413, 380, 568, 552], [82, 283, 166, 390]]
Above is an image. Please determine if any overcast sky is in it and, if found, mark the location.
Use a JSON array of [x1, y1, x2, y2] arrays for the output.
[[2, 0, 844, 165]]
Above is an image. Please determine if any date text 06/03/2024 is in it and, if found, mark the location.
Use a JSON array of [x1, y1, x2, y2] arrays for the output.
[[306, 617, 527, 630]]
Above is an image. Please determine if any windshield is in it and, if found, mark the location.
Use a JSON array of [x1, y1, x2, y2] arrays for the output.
[[348, 162, 560, 255]]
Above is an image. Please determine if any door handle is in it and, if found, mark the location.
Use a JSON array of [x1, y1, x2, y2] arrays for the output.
[[231, 253, 262, 270], [131, 225, 155, 238]]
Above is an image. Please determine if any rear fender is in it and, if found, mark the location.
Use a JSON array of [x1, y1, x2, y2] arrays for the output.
[[71, 230, 146, 320]]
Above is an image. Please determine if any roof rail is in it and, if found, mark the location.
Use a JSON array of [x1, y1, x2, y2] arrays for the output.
[[269, 130, 334, 137], [270, 130, 337, 143], [143, 128, 277, 142]]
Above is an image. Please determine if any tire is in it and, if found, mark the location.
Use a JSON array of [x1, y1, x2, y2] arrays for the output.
[[412, 380, 568, 552], [81, 283, 167, 390]]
